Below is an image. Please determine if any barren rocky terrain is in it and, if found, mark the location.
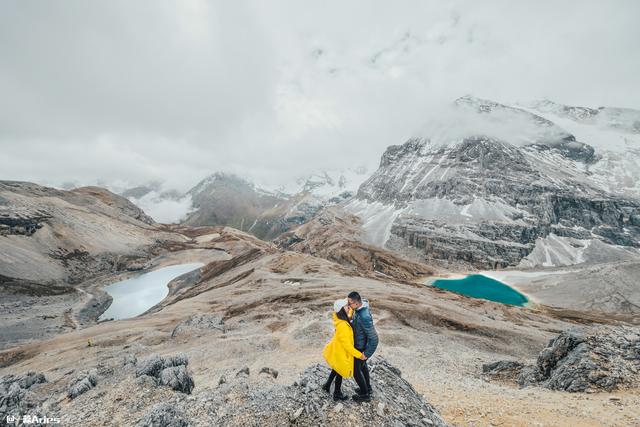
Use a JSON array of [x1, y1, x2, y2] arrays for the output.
[[2, 223, 639, 426], [1, 181, 639, 426]]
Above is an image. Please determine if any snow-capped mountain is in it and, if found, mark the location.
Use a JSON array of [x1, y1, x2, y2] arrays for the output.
[[268, 167, 369, 199], [344, 96, 640, 269]]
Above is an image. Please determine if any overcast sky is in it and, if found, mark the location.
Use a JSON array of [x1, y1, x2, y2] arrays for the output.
[[1, 0, 639, 194]]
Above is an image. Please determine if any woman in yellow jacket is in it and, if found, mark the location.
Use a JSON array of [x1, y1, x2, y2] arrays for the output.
[[322, 298, 366, 401]]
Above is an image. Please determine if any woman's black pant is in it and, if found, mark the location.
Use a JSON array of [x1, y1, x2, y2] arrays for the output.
[[354, 358, 371, 395], [326, 369, 342, 394]]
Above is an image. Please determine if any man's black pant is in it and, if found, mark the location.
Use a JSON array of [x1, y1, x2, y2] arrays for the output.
[[353, 357, 371, 395]]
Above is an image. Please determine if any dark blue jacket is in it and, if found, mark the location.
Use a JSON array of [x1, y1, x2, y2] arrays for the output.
[[352, 300, 378, 358]]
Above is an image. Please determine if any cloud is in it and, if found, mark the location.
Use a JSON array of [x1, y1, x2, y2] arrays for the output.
[[1, 0, 639, 193], [128, 192, 194, 224]]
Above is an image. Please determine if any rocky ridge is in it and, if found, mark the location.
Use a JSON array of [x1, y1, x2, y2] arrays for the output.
[[484, 325, 640, 392]]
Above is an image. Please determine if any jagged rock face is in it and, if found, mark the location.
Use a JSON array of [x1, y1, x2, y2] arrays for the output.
[[347, 97, 640, 269], [484, 326, 640, 392]]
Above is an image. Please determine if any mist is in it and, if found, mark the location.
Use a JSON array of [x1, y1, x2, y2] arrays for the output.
[[2, 0, 639, 200]]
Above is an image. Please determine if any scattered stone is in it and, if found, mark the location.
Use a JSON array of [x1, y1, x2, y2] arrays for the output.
[[483, 360, 524, 374], [236, 367, 250, 377], [138, 402, 189, 427], [68, 370, 98, 399], [377, 402, 385, 416], [259, 367, 278, 379]]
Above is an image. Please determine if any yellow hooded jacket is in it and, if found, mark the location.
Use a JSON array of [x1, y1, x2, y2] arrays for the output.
[[322, 312, 363, 378]]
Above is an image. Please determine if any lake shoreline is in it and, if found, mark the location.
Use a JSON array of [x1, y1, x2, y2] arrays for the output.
[[426, 273, 529, 306]]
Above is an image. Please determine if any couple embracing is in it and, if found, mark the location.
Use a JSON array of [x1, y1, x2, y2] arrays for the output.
[[322, 291, 379, 403]]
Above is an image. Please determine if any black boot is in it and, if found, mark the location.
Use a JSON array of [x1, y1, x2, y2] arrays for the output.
[[355, 386, 373, 396], [352, 393, 371, 403], [322, 381, 331, 394], [333, 391, 348, 401]]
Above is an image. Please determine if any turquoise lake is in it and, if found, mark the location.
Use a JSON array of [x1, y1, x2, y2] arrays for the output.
[[431, 274, 528, 306], [99, 262, 204, 320]]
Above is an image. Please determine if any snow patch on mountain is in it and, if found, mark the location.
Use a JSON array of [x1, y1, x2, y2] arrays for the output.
[[343, 199, 405, 247], [267, 167, 369, 199], [519, 234, 640, 268]]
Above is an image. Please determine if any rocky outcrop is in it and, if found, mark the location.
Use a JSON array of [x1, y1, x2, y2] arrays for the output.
[[68, 370, 98, 399], [0, 208, 50, 236], [208, 357, 449, 426], [135, 354, 195, 394], [0, 372, 47, 423], [484, 326, 640, 392]]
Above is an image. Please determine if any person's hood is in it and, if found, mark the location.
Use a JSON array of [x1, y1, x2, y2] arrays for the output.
[[357, 299, 370, 311], [332, 311, 348, 327]]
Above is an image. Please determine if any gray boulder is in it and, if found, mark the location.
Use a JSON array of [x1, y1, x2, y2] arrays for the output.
[[159, 366, 195, 394], [136, 353, 188, 377], [135, 354, 194, 394], [68, 370, 98, 399], [485, 325, 640, 392], [0, 372, 46, 422]]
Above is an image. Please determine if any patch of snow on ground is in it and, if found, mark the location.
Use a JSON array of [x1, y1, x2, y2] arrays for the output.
[[518, 234, 640, 268], [519, 234, 589, 268]]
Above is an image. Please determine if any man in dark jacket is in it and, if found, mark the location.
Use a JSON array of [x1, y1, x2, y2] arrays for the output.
[[348, 291, 378, 402]]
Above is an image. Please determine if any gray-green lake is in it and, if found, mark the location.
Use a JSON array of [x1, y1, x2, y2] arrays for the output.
[[99, 262, 204, 320], [431, 274, 528, 306]]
